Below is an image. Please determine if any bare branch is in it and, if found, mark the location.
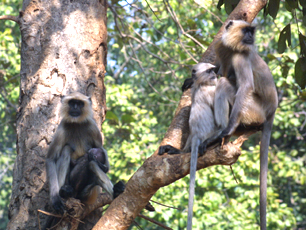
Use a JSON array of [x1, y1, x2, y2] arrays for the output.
[[138, 214, 172, 230], [0, 15, 19, 24]]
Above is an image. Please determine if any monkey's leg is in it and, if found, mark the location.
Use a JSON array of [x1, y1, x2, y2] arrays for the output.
[[89, 161, 114, 199], [60, 154, 90, 199], [259, 116, 274, 230], [56, 145, 72, 188], [158, 145, 182, 155], [46, 145, 71, 213], [214, 77, 235, 131]]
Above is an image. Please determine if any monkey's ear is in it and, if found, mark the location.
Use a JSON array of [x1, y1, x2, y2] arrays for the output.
[[225, 20, 233, 30]]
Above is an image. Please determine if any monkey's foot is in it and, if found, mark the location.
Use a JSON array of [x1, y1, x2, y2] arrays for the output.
[[51, 194, 66, 214], [198, 141, 207, 156], [113, 181, 125, 199], [59, 185, 74, 199], [158, 145, 181, 155]]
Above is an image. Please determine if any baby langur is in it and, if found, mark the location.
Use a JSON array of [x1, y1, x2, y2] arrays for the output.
[[159, 63, 221, 228], [46, 92, 113, 214], [185, 63, 221, 230], [212, 20, 278, 230]]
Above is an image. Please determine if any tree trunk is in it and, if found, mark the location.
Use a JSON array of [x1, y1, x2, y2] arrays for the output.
[[7, 0, 108, 229]]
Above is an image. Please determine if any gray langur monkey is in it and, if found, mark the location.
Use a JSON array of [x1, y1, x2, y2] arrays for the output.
[[211, 20, 278, 230], [157, 63, 222, 229], [185, 63, 221, 230], [46, 92, 113, 214]]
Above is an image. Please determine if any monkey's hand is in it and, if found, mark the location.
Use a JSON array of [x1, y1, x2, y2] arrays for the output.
[[59, 185, 74, 199], [51, 194, 65, 214], [182, 77, 194, 92], [88, 148, 109, 173], [158, 145, 181, 155]]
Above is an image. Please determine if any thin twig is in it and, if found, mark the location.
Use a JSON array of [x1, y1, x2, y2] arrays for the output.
[[163, 0, 205, 50], [150, 200, 181, 210], [138, 213, 173, 230], [230, 165, 239, 184]]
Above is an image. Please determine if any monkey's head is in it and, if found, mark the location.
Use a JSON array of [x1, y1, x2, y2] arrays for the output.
[[60, 92, 93, 123], [221, 20, 256, 52], [192, 63, 217, 86]]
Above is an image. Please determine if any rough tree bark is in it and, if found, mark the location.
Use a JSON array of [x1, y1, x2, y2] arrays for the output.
[[93, 0, 268, 229], [7, 0, 108, 229]]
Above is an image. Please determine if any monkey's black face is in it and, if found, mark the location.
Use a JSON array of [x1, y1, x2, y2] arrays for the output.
[[242, 26, 255, 45], [206, 67, 217, 85], [68, 99, 84, 117]]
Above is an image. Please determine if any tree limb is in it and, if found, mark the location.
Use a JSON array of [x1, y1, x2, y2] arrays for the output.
[[0, 15, 20, 24], [94, 0, 268, 229]]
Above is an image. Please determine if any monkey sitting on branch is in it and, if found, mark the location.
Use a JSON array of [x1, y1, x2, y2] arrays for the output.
[[45, 92, 114, 214], [159, 63, 223, 230], [210, 20, 278, 230]]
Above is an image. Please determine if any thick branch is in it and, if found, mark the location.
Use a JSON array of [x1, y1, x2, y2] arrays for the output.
[[95, 0, 268, 229]]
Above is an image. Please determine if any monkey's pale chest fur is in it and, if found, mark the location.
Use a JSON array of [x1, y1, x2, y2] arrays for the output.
[[63, 122, 99, 160]]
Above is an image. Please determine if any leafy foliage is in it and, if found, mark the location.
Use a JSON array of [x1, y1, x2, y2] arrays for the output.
[[0, 0, 21, 229]]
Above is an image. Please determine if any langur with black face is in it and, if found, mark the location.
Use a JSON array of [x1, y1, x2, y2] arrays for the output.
[[157, 63, 222, 229], [211, 20, 278, 230], [45, 92, 113, 214], [184, 63, 221, 230]]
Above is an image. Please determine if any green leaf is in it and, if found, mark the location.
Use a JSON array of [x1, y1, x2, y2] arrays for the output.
[[224, 2, 234, 14], [277, 24, 291, 53], [300, 0, 306, 7], [268, 0, 281, 19], [294, 57, 306, 89], [217, 0, 224, 10], [299, 33, 306, 56], [286, 0, 299, 9], [105, 111, 119, 123], [121, 114, 135, 124]]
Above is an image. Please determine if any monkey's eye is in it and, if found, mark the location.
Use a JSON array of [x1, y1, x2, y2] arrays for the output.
[[68, 99, 84, 109], [206, 68, 214, 74]]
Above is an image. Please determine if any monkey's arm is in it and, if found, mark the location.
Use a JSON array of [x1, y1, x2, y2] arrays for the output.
[[46, 129, 70, 213], [220, 55, 254, 137]]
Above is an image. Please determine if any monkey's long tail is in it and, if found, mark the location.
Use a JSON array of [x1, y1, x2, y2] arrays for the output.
[[260, 117, 274, 230], [187, 136, 200, 230]]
